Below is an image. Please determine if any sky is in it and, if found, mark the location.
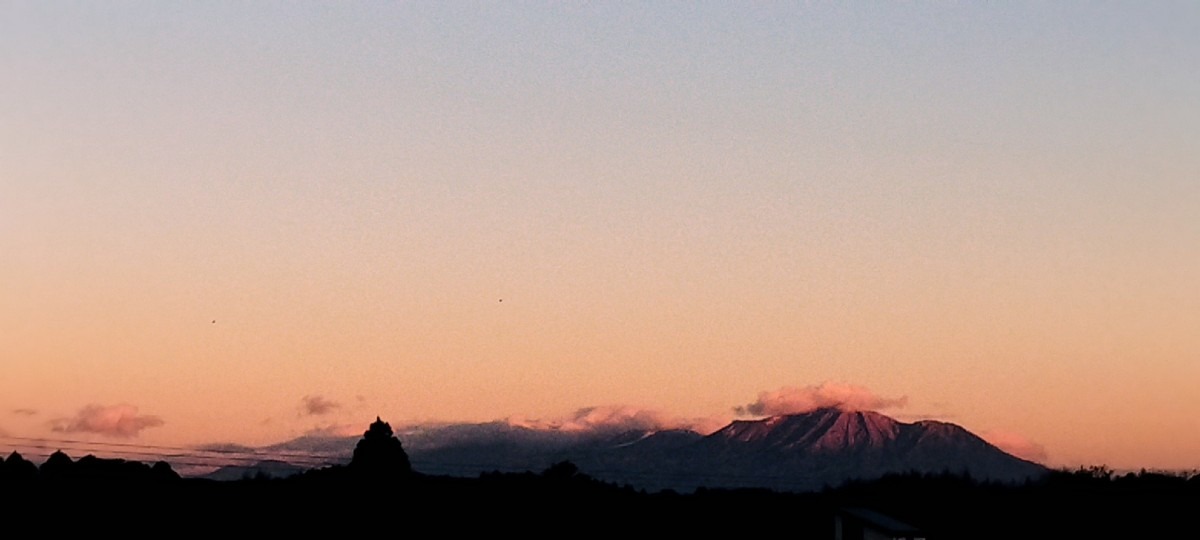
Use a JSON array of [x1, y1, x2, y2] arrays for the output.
[[2, 2, 1198, 471]]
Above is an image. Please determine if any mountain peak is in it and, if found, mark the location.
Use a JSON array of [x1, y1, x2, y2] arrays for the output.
[[797, 408, 901, 452], [711, 407, 902, 451]]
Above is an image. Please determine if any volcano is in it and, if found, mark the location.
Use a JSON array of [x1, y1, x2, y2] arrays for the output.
[[651, 408, 1047, 492]]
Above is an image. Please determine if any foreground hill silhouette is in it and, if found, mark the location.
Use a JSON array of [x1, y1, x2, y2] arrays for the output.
[[2, 419, 1198, 537]]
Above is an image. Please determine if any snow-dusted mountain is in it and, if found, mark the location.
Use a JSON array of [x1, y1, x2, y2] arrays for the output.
[[663, 408, 1047, 492]]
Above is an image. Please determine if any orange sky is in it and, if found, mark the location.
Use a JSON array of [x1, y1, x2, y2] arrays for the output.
[[2, 3, 1198, 470]]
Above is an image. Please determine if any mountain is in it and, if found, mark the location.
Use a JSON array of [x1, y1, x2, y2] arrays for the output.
[[201, 459, 308, 481], [407, 408, 1046, 493], [663, 408, 1047, 492], [228, 409, 1047, 493], [402, 421, 648, 477]]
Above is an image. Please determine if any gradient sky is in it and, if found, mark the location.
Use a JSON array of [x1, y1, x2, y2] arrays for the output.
[[2, 2, 1198, 470]]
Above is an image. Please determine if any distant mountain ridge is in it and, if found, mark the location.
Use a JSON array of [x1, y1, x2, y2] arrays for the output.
[[242, 408, 1046, 492], [201, 459, 308, 481]]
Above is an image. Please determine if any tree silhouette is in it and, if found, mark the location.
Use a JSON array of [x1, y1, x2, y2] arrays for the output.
[[151, 461, 180, 482], [348, 416, 412, 480], [38, 450, 74, 481], [541, 461, 582, 481], [2, 451, 39, 483]]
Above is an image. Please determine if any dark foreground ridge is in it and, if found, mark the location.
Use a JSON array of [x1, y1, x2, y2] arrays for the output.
[[2, 418, 1198, 538]]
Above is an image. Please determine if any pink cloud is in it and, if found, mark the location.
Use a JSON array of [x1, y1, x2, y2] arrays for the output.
[[734, 382, 908, 416], [981, 429, 1048, 462], [508, 405, 727, 435], [50, 404, 164, 438], [301, 395, 341, 416]]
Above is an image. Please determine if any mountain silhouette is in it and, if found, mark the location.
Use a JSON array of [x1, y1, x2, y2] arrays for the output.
[[201, 459, 308, 481]]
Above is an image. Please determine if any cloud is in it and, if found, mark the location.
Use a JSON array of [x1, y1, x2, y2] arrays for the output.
[[551, 406, 670, 432], [734, 382, 908, 416], [684, 415, 734, 435], [49, 404, 164, 438], [193, 442, 260, 454], [11, 408, 38, 416], [300, 395, 340, 416], [507, 405, 727, 435], [981, 429, 1048, 463], [302, 423, 362, 438], [892, 411, 956, 422]]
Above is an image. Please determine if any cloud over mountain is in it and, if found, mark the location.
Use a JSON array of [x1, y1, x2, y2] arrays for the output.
[[50, 404, 164, 438], [507, 405, 725, 434], [981, 429, 1048, 462], [193, 442, 259, 454], [734, 382, 908, 416], [302, 423, 362, 438]]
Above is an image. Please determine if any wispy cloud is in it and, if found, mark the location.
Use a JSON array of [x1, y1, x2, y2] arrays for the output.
[[734, 382, 908, 416], [300, 395, 340, 416], [981, 429, 1048, 463], [49, 404, 164, 438], [893, 411, 956, 422], [507, 405, 727, 435], [193, 442, 259, 454], [11, 408, 38, 416], [302, 423, 362, 438]]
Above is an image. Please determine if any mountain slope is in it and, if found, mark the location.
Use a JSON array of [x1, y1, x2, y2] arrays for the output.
[[544, 408, 1046, 492]]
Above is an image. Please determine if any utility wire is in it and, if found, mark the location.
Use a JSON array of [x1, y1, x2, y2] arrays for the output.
[[0, 435, 350, 460]]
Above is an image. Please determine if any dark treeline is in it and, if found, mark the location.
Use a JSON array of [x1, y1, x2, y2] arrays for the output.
[[3, 420, 1198, 538]]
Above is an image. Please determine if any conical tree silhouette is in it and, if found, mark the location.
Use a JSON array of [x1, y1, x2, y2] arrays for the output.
[[2, 451, 39, 483], [349, 416, 412, 479], [39, 450, 75, 481]]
